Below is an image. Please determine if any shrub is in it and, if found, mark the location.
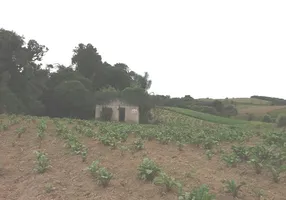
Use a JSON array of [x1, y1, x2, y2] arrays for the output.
[[247, 113, 254, 121], [222, 104, 238, 117], [262, 114, 272, 123], [137, 157, 161, 181], [276, 114, 286, 127]]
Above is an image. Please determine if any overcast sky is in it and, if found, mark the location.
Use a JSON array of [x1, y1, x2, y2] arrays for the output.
[[1, 0, 286, 99]]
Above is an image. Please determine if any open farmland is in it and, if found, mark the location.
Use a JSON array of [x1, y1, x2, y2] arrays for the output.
[[235, 105, 286, 120], [199, 97, 286, 121], [1, 109, 286, 200], [163, 106, 247, 125], [199, 98, 271, 105]]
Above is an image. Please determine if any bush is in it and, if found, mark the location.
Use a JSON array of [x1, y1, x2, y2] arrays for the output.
[[262, 114, 272, 123], [276, 114, 286, 127], [247, 113, 254, 121], [222, 105, 238, 117], [188, 105, 219, 115], [100, 107, 113, 121]]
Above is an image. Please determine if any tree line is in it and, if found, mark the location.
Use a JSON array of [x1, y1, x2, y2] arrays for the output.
[[0, 28, 153, 121]]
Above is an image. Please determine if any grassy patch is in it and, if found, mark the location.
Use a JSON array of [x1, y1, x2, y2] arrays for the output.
[[163, 107, 247, 125]]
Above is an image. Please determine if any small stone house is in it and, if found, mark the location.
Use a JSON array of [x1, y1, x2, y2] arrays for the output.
[[95, 99, 139, 123]]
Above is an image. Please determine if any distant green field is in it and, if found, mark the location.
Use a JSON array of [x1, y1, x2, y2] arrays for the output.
[[199, 97, 271, 105], [164, 107, 247, 125], [268, 107, 286, 117]]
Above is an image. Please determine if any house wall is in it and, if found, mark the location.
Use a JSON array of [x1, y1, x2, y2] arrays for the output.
[[95, 100, 140, 123], [125, 106, 139, 123]]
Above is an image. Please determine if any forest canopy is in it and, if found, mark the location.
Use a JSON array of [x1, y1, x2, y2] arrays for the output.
[[0, 28, 152, 120]]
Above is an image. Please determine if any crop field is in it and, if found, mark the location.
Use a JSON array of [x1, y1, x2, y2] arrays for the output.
[[164, 107, 248, 125], [199, 98, 271, 105], [1, 109, 286, 200], [235, 105, 286, 121]]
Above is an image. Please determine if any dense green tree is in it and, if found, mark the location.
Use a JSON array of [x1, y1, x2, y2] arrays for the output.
[[0, 28, 48, 115], [1, 28, 153, 120], [72, 43, 102, 80]]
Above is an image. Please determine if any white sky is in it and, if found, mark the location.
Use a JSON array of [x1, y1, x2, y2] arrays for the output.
[[1, 0, 286, 99]]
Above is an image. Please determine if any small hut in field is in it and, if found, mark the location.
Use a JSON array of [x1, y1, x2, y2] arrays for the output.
[[95, 99, 139, 123]]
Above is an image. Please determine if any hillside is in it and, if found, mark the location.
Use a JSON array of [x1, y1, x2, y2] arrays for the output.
[[163, 107, 247, 125], [1, 112, 286, 200], [199, 97, 286, 121]]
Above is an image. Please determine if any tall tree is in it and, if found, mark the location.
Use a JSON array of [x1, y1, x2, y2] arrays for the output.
[[72, 43, 102, 80], [129, 71, 152, 91], [0, 29, 48, 115]]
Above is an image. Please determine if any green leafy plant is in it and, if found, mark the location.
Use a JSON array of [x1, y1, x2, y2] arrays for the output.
[[89, 160, 100, 177], [276, 114, 286, 127], [268, 165, 286, 183], [96, 167, 113, 187], [176, 141, 184, 151], [222, 153, 241, 167], [45, 183, 54, 193], [252, 188, 265, 200], [138, 157, 161, 181], [262, 114, 272, 123], [205, 150, 214, 160], [119, 145, 129, 156], [15, 126, 27, 138], [34, 151, 50, 173], [178, 184, 215, 200], [88, 160, 112, 187], [37, 119, 47, 139], [66, 133, 83, 154], [153, 172, 182, 192], [133, 138, 144, 151], [231, 145, 250, 162], [247, 158, 264, 174], [223, 179, 246, 198], [81, 146, 88, 162]]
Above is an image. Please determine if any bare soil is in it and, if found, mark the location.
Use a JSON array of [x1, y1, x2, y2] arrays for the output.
[[1, 120, 285, 200]]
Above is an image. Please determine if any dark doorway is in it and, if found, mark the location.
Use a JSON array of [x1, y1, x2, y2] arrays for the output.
[[119, 107, 125, 122]]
